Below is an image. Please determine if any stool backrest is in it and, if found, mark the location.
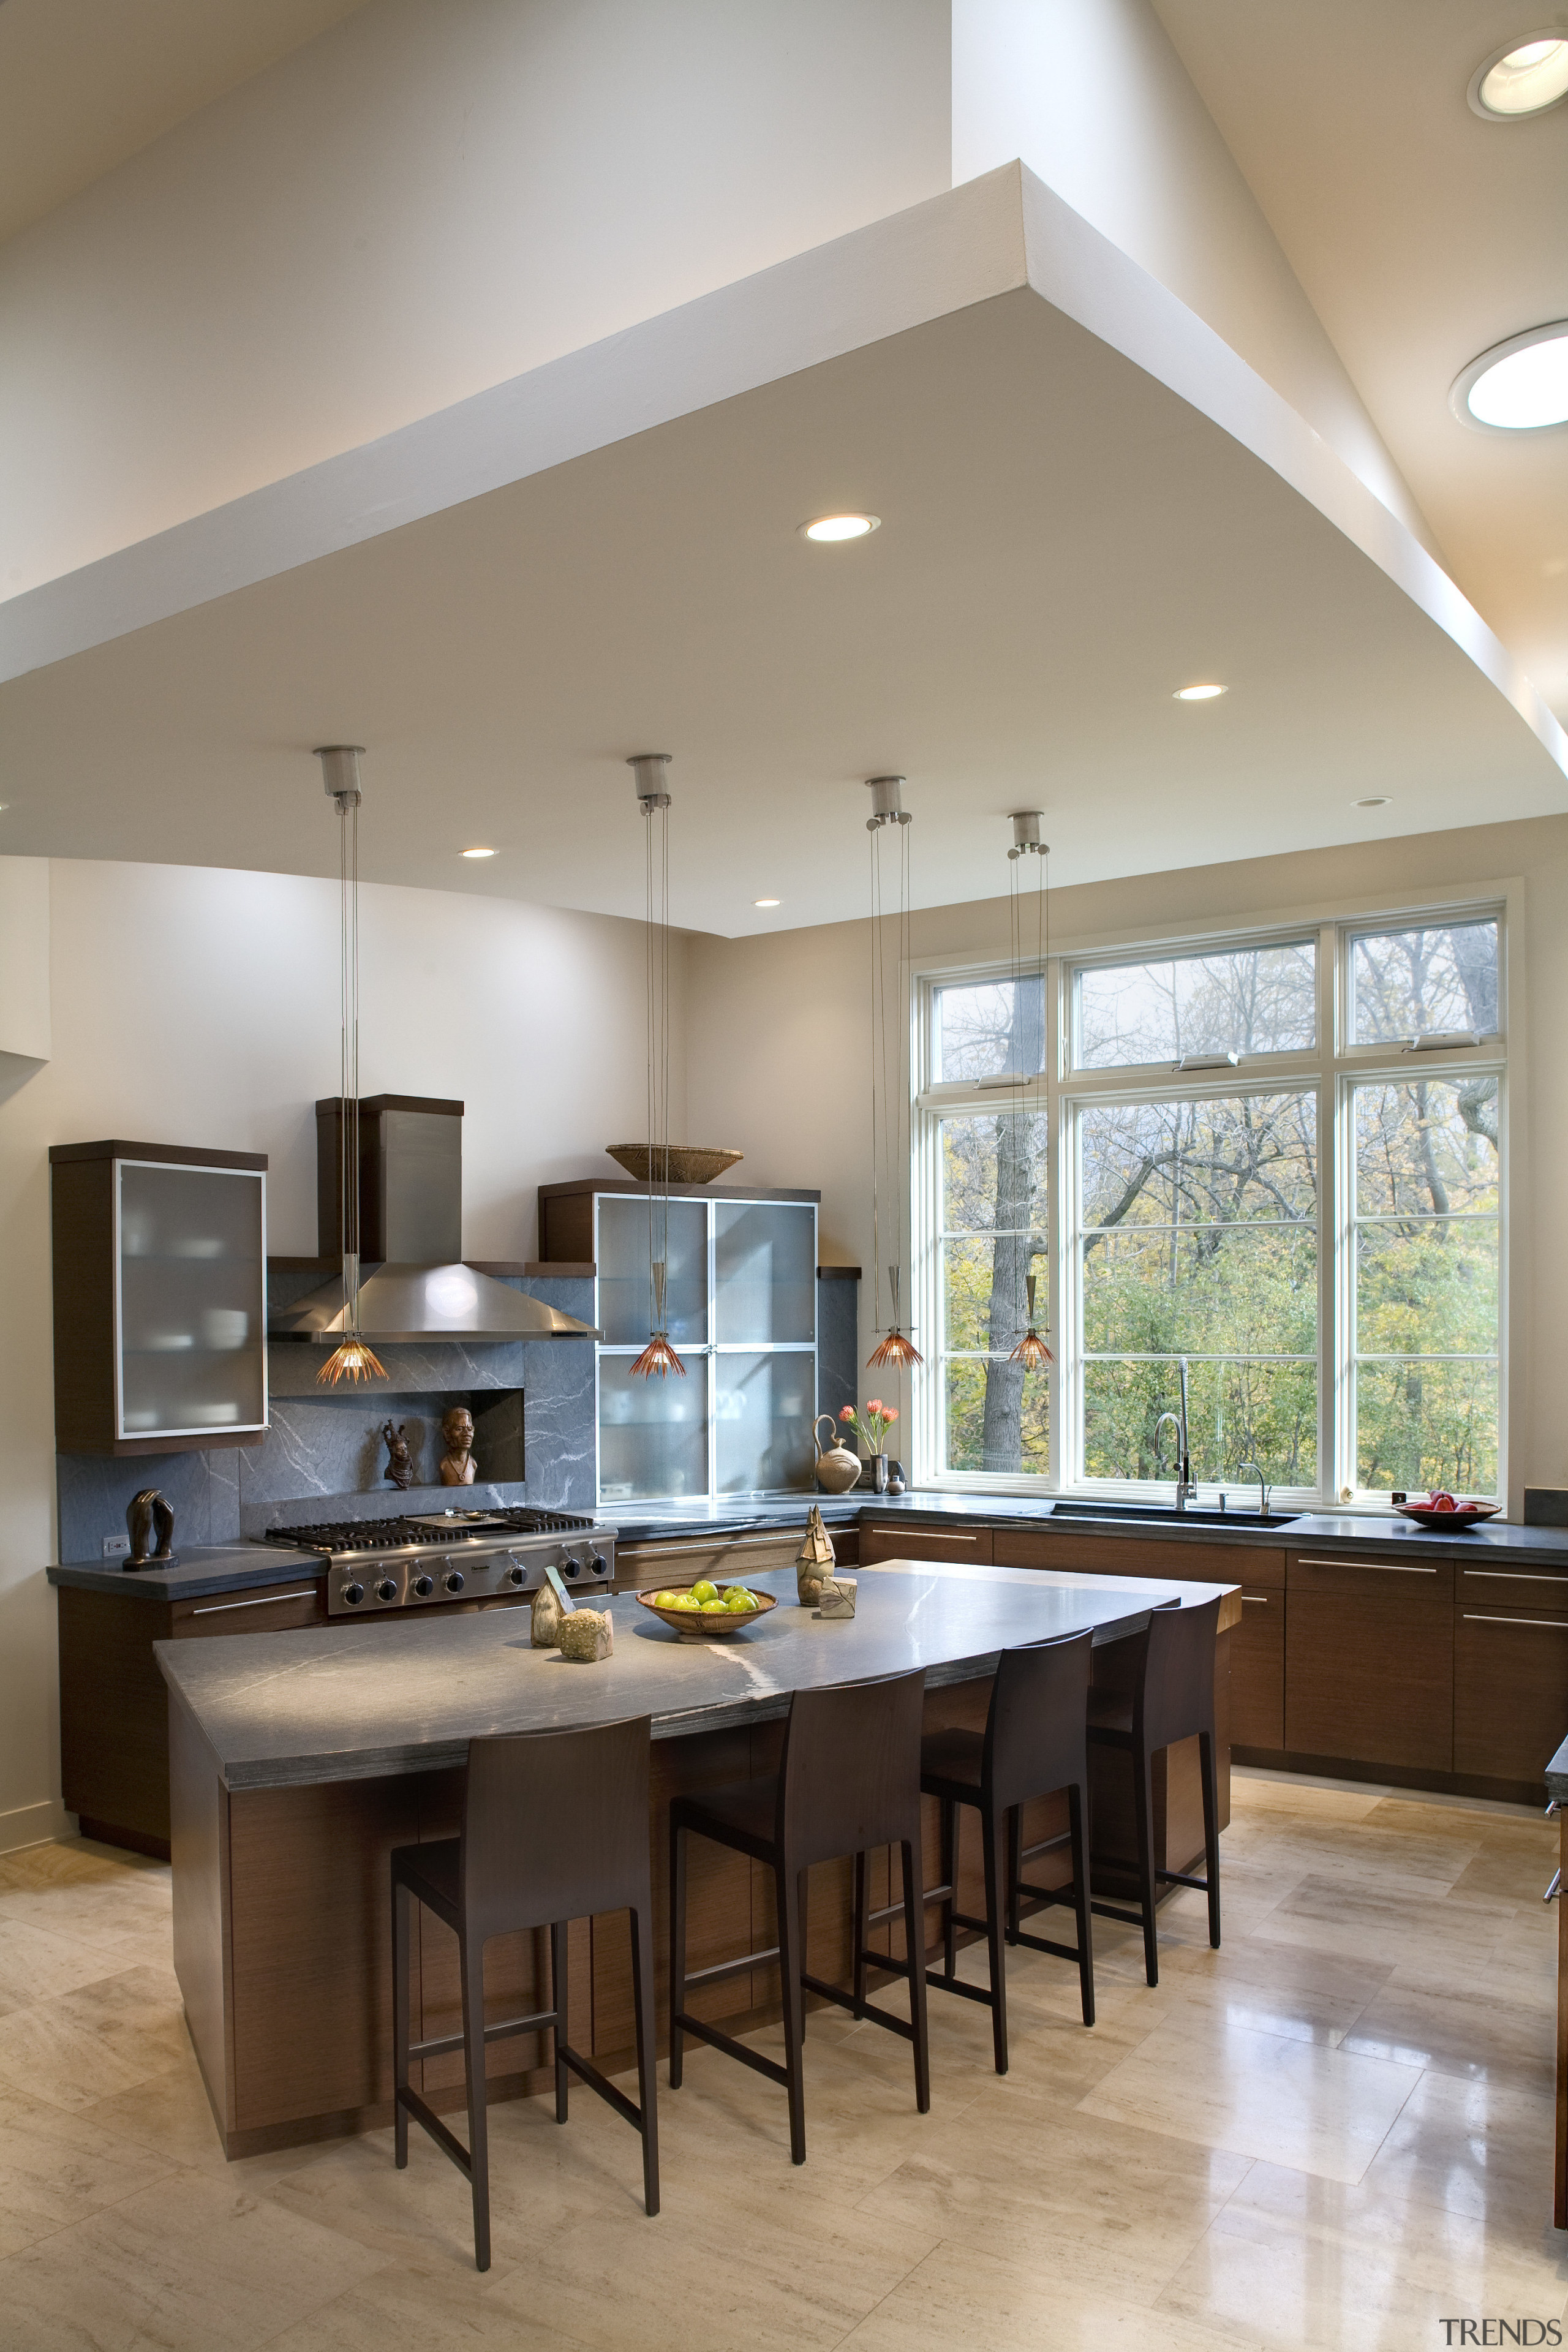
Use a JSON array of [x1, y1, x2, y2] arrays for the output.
[[461, 1716, 651, 1939], [777, 1668, 925, 1869], [1137, 1594, 1221, 1753], [985, 1629, 1093, 1809]]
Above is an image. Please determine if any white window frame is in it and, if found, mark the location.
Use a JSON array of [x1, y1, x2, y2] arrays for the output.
[[911, 881, 1518, 1513]]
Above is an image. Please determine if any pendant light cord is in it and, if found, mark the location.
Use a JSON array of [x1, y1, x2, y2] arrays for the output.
[[645, 795, 671, 1325], [339, 791, 361, 1338]]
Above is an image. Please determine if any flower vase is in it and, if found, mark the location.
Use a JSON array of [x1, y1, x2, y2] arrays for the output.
[[865, 1452, 889, 1493]]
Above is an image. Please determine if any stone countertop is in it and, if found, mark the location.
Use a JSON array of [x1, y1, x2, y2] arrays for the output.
[[153, 1559, 1234, 1792], [1545, 1736, 1568, 1804], [50, 1494, 1568, 1600]]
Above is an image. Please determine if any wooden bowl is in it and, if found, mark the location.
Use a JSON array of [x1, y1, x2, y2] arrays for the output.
[[1392, 1499, 1503, 1530], [606, 1145, 744, 1186], [636, 1583, 778, 1638]]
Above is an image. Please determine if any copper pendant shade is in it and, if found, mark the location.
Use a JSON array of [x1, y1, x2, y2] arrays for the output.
[[1009, 1272, 1053, 1370], [314, 746, 385, 1389]]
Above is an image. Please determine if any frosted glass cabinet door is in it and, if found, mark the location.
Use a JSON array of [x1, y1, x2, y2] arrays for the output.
[[597, 1197, 709, 1346], [597, 1356, 710, 1500], [117, 1162, 266, 1438], [715, 1202, 815, 1344], [715, 1351, 815, 1493]]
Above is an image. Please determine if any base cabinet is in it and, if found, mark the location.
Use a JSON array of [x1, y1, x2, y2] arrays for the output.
[[1229, 1588, 1286, 1751], [1284, 1554, 1454, 1772], [1454, 1607, 1568, 1782]]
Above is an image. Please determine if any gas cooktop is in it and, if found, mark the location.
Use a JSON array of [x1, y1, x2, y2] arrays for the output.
[[262, 1506, 613, 1615], [266, 1506, 596, 1554]]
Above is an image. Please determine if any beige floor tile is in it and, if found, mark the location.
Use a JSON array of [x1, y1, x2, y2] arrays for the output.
[[0, 1839, 167, 1894], [1158, 1928, 1393, 2023], [0, 1874, 173, 1962], [0, 1913, 156, 2013], [1340, 1970, 1556, 2097], [856, 2079, 1253, 2302], [80, 2057, 342, 2185], [0, 1964, 192, 2113], [0, 2165, 387, 2352], [1249, 1872, 1517, 1972], [1077, 2003, 1422, 2183], [262, 2260, 591, 2350], [1360, 2068, 1563, 2242], [1231, 1775, 1387, 1823], [840, 2236, 1262, 2350], [1159, 2158, 1568, 2352], [0, 2081, 180, 2259]]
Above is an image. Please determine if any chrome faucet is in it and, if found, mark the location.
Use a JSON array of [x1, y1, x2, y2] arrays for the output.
[[1235, 1459, 1269, 1520], [1154, 1359, 1196, 1510]]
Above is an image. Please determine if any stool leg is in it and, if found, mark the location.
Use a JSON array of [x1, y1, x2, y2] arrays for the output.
[[629, 1898, 660, 2217], [775, 1861, 807, 2165], [852, 1849, 869, 2021], [393, 1878, 411, 2169], [1005, 1804, 1022, 1945], [459, 1929, 491, 2272], [1068, 1779, 1095, 2028], [981, 1799, 1008, 2075], [1199, 1729, 1222, 1950], [899, 1836, 932, 2115], [669, 1816, 687, 2090], [940, 1799, 958, 1981], [798, 1863, 809, 2044], [1133, 1752, 1158, 1988], [550, 1918, 569, 2123]]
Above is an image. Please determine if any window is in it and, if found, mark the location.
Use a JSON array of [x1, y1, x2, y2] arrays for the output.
[[916, 901, 1506, 1504]]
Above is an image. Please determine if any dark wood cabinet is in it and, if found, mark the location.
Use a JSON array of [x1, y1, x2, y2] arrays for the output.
[[1285, 1551, 1454, 1771], [1454, 1606, 1568, 1785], [861, 1521, 993, 1565], [1229, 1587, 1286, 1750]]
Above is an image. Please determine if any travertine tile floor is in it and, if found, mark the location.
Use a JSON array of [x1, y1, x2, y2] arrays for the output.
[[0, 1771, 1564, 2350]]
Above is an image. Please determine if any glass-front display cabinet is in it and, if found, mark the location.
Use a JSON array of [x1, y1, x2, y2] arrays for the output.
[[538, 1180, 819, 1505], [50, 1140, 268, 1454]]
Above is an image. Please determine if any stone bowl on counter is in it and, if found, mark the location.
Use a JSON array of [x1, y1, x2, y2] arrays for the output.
[[606, 1144, 743, 1185], [636, 1583, 778, 1639]]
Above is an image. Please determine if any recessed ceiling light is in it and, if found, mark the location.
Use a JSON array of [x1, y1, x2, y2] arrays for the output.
[[1451, 322, 1568, 430], [799, 513, 880, 543], [461, 846, 497, 859], [1355, 796, 1391, 808], [1469, 32, 1568, 118], [753, 897, 780, 908], [1173, 682, 1227, 701]]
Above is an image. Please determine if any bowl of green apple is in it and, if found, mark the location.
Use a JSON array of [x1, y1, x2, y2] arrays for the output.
[[635, 1578, 778, 1638]]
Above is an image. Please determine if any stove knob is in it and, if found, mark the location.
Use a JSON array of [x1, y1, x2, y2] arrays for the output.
[[562, 1553, 582, 1579], [590, 1552, 609, 1578], [444, 1569, 466, 1593], [342, 1581, 364, 1606], [412, 1575, 434, 1599], [375, 1578, 398, 1603], [508, 1565, 527, 1587]]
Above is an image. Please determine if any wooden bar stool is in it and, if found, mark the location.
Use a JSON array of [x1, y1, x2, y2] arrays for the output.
[[668, 1668, 930, 2165], [391, 1716, 658, 2271], [1087, 1593, 1222, 1986], [917, 1629, 1096, 2072]]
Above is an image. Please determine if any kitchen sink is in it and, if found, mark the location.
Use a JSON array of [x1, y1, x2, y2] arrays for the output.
[[1044, 1502, 1301, 1529]]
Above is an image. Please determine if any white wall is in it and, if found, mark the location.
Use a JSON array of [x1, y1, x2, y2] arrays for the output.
[[951, 0, 1437, 553], [687, 815, 1567, 1501], [0, 0, 951, 598], [0, 856, 684, 1845]]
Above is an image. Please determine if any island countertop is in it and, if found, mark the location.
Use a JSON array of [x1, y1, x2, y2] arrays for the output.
[[154, 1558, 1238, 1793]]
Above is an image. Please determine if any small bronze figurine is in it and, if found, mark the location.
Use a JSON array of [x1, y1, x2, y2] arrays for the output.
[[439, 1405, 477, 1486], [795, 1505, 836, 1607], [126, 1488, 176, 1569], [381, 1421, 415, 1490]]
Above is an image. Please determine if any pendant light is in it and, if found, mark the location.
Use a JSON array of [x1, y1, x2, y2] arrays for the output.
[[627, 753, 685, 1379], [1006, 810, 1052, 1371], [314, 745, 386, 1387], [865, 775, 922, 1372]]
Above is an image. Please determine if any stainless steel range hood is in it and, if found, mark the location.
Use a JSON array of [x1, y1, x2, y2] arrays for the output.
[[270, 1096, 598, 1344]]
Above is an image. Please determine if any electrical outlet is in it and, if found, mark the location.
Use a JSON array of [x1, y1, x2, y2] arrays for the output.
[[102, 1535, 130, 1559]]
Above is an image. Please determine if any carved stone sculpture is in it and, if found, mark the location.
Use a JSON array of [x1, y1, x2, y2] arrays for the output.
[[439, 1405, 477, 1486], [795, 1504, 836, 1607], [126, 1488, 176, 1569], [816, 1574, 858, 1619], [557, 1607, 613, 1662], [381, 1420, 415, 1490], [530, 1580, 564, 1648]]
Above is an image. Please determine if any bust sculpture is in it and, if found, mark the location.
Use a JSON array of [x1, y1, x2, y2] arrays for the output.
[[381, 1420, 415, 1490], [439, 1405, 477, 1486]]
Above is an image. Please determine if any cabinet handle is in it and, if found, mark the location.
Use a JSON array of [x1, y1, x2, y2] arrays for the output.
[[186, 1590, 319, 1617], [1463, 1569, 1568, 1584], [1461, 1613, 1568, 1630], [622, 1534, 805, 1561], [1294, 1557, 1436, 1574], [1241, 1594, 1270, 1604]]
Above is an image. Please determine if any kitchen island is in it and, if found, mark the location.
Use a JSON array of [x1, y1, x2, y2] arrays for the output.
[[156, 1556, 1238, 2156]]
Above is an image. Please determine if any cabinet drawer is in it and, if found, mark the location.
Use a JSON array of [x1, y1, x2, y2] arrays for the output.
[[1287, 1550, 1454, 1604], [1229, 1587, 1285, 1750], [1454, 1605, 1568, 1784], [614, 1534, 805, 1592], [1285, 1590, 1453, 1770], [1457, 1565, 1568, 1615], [860, 1522, 993, 1565], [170, 1580, 327, 1636], [993, 1529, 1278, 1588]]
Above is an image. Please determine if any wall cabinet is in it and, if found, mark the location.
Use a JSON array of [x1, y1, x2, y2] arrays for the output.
[[50, 1139, 268, 1455]]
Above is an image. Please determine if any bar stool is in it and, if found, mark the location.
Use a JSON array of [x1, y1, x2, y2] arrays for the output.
[[1087, 1593, 1221, 1986], [669, 1668, 930, 2165], [391, 1716, 658, 2271], [918, 1629, 1095, 2073]]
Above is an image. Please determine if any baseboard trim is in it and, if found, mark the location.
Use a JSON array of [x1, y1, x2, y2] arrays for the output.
[[0, 1798, 76, 1855]]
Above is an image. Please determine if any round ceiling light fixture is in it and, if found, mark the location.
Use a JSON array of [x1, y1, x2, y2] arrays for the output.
[[1355, 796, 1391, 809], [1173, 682, 1227, 701], [799, 513, 880, 543], [1451, 321, 1568, 430], [1468, 32, 1568, 118], [461, 846, 498, 859], [753, 897, 780, 907]]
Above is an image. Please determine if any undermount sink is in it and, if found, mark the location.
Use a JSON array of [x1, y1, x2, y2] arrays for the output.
[[1045, 1502, 1300, 1530]]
